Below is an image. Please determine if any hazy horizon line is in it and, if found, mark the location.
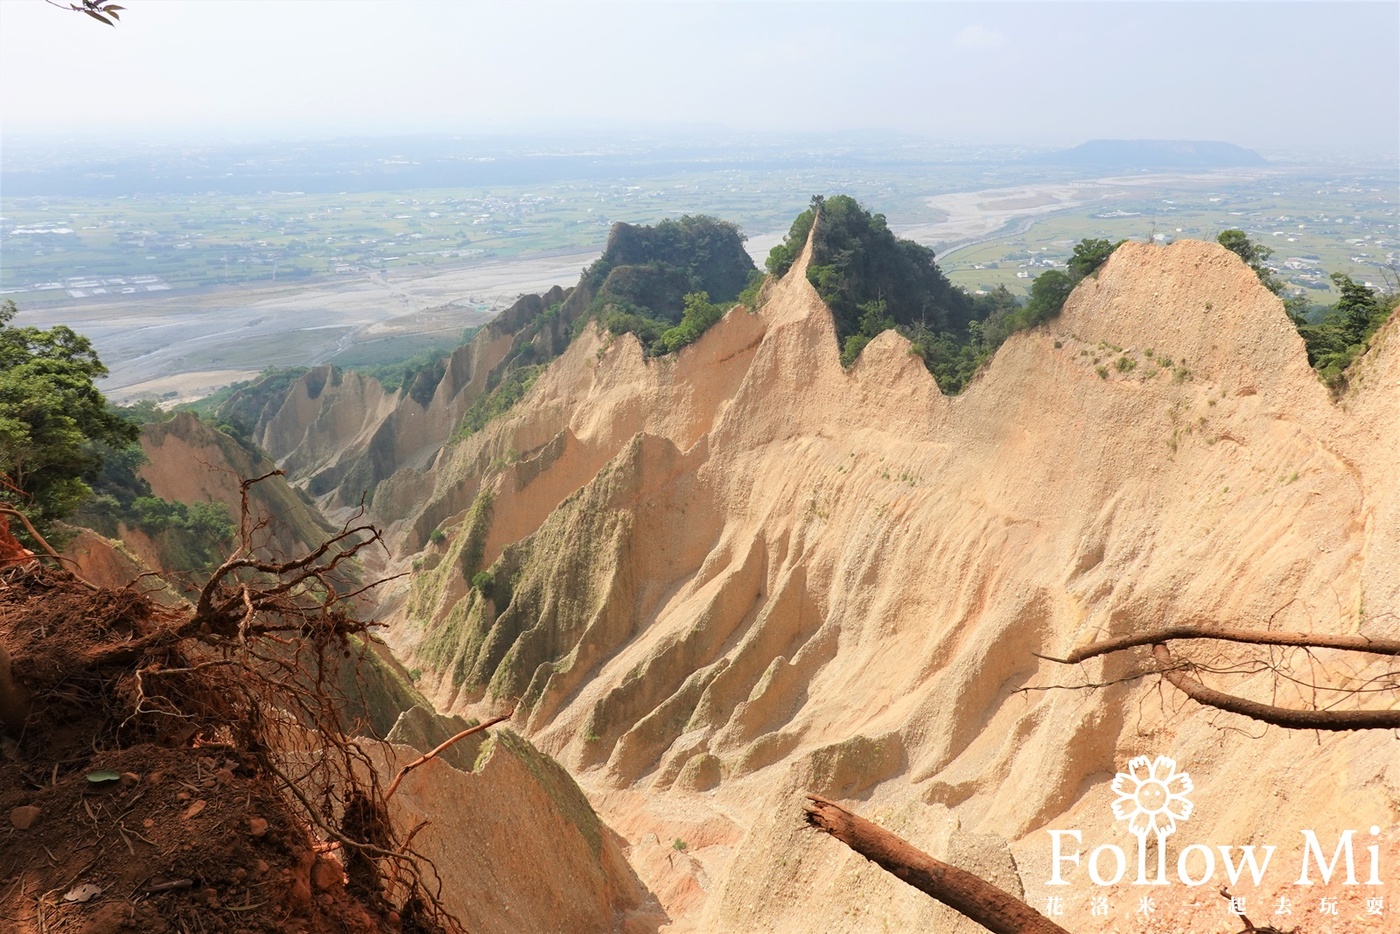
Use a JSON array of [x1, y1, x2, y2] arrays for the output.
[[2, 127, 1395, 164]]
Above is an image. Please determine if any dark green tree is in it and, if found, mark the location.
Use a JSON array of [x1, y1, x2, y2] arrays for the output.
[[1021, 270, 1075, 326], [773, 195, 971, 347], [764, 202, 1128, 393], [1067, 238, 1122, 279], [1330, 272, 1386, 344], [1218, 229, 1284, 294], [585, 215, 756, 354], [839, 298, 896, 367], [0, 301, 140, 531], [1295, 274, 1394, 390], [661, 292, 726, 353], [766, 205, 818, 279], [968, 286, 1023, 348]]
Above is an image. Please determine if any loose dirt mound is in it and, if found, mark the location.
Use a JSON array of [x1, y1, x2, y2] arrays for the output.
[[0, 566, 426, 934]]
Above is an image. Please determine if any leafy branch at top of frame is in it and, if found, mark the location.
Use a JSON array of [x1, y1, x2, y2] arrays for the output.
[[46, 1, 125, 27]]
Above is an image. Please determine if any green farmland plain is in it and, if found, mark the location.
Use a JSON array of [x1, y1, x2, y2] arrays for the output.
[[5, 162, 1391, 310], [936, 170, 1396, 302]]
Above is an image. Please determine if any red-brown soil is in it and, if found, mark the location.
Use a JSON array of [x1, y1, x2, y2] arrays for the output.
[[0, 566, 414, 934]]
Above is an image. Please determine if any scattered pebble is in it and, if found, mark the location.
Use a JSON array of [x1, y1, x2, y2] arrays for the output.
[[181, 799, 207, 820], [9, 805, 41, 830], [248, 816, 269, 837], [310, 857, 342, 890]]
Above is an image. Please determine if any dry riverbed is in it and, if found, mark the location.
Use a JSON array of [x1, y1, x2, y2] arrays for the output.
[[15, 250, 602, 402]]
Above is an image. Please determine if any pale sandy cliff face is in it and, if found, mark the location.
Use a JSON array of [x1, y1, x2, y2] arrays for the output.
[[272, 236, 1396, 932], [248, 283, 578, 523], [375, 729, 662, 934], [138, 411, 339, 561]]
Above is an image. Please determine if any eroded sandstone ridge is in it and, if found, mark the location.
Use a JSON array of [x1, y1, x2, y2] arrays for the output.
[[253, 235, 1397, 932]]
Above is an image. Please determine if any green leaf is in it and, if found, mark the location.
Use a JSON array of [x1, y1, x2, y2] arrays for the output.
[[86, 769, 121, 783]]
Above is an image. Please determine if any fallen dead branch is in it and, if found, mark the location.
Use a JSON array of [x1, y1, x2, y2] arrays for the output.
[[384, 714, 511, 801], [1152, 643, 1400, 730], [1041, 625, 1400, 664], [1035, 616, 1400, 732], [0, 504, 97, 587], [802, 794, 1069, 934]]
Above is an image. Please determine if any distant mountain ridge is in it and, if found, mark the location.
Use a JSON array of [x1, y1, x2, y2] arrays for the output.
[[1038, 138, 1267, 168]]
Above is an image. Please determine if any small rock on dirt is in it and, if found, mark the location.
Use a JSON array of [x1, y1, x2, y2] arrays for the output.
[[311, 856, 343, 890], [9, 805, 41, 830]]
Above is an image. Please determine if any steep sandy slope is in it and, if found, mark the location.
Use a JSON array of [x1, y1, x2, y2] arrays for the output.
[[378, 729, 662, 934], [387, 235, 1398, 932], [137, 411, 339, 562], [62, 527, 187, 606]]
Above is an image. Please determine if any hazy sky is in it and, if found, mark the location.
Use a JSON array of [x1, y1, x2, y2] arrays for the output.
[[1, 1, 1396, 152]]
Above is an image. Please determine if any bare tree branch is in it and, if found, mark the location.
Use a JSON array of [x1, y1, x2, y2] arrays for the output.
[[1152, 644, 1400, 731], [0, 505, 101, 588], [1042, 625, 1400, 665], [383, 714, 511, 801], [802, 794, 1069, 934]]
